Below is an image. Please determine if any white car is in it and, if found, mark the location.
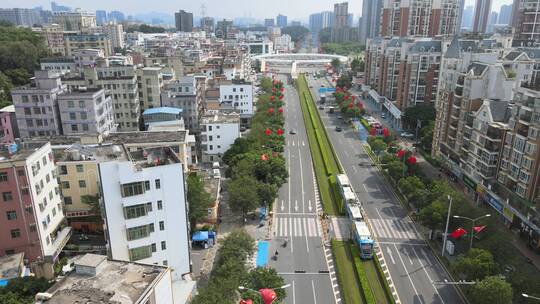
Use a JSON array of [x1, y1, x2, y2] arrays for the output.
[[400, 132, 415, 138]]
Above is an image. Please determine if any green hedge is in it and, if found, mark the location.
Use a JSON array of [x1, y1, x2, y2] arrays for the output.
[[350, 245, 376, 304], [331, 240, 365, 304], [360, 118, 371, 131]]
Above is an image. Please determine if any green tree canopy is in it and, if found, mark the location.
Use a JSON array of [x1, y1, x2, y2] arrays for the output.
[[469, 276, 513, 304], [228, 176, 261, 217], [330, 58, 341, 71], [367, 137, 387, 154], [281, 26, 309, 43], [321, 42, 365, 55], [398, 176, 425, 200], [336, 74, 352, 89], [259, 77, 273, 93], [318, 27, 332, 43], [125, 24, 166, 33], [419, 121, 435, 152], [387, 160, 406, 179], [418, 200, 447, 230], [187, 172, 214, 229], [402, 105, 435, 130], [241, 268, 287, 303], [454, 248, 497, 281], [350, 57, 365, 72]]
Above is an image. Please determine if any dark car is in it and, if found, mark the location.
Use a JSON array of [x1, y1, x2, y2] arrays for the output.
[[289, 129, 297, 135], [318, 106, 324, 110], [335, 126, 342, 132]]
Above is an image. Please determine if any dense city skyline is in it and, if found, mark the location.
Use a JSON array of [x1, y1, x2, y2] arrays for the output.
[[1, 0, 512, 22]]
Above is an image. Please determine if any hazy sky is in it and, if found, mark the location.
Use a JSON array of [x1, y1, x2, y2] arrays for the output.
[[1, 0, 513, 21]]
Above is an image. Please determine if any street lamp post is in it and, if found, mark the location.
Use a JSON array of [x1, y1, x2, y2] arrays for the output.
[[442, 195, 452, 257], [522, 293, 540, 301], [453, 214, 491, 249]]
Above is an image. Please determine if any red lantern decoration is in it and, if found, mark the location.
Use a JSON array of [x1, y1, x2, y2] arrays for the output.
[[267, 108, 275, 115], [382, 128, 389, 137], [265, 128, 272, 136], [272, 87, 276, 92], [352, 95, 356, 101], [278, 95, 283, 100], [239, 300, 253, 304], [270, 95, 275, 101], [407, 156, 417, 165], [348, 102, 354, 109], [280, 87, 284, 92], [344, 95, 349, 100], [278, 107, 283, 113], [261, 154, 269, 161], [276, 128, 284, 135], [259, 289, 278, 304], [336, 87, 341, 92], [357, 102, 363, 109], [396, 149, 405, 158], [273, 80, 278, 85], [370, 128, 377, 136]]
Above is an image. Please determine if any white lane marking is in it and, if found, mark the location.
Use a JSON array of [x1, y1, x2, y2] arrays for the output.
[[288, 147, 291, 213], [406, 247, 414, 265], [298, 148, 305, 213], [417, 248, 445, 303], [281, 200, 285, 212], [304, 217, 310, 252], [292, 141, 295, 146], [391, 220, 407, 239], [303, 141, 306, 146], [294, 217, 299, 237], [362, 183, 368, 192], [295, 200, 299, 212], [308, 199, 313, 212], [292, 280, 296, 304], [311, 280, 318, 304], [394, 243, 423, 304], [386, 246, 396, 264], [352, 165, 358, 173]]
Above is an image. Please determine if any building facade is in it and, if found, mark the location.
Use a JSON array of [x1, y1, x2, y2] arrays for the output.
[[513, 0, 540, 41], [276, 14, 287, 28], [175, 10, 193, 32], [137, 67, 164, 110], [51, 10, 96, 31], [473, 0, 492, 33], [0, 105, 19, 144], [161, 76, 204, 132], [64, 34, 113, 57], [360, 0, 382, 44], [99, 145, 190, 281], [200, 113, 241, 162]]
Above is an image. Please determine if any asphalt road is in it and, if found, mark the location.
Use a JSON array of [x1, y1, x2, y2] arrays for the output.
[[307, 74, 464, 304], [267, 75, 337, 304]]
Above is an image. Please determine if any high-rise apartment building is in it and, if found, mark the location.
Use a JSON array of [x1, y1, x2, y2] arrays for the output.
[[51, 9, 96, 31], [360, 0, 382, 44], [99, 145, 190, 281], [215, 19, 233, 38], [95, 10, 107, 25], [200, 17, 215, 33], [473, 0, 492, 33], [333, 2, 349, 28], [38, 24, 66, 55], [264, 18, 275, 28], [381, 0, 462, 37], [498, 4, 513, 25], [461, 5, 474, 29], [276, 14, 288, 28], [175, 10, 193, 32], [0, 142, 71, 278], [512, 0, 540, 41], [107, 10, 125, 22], [64, 34, 113, 57], [487, 11, 498, 33], [0, 8, 42, 27]]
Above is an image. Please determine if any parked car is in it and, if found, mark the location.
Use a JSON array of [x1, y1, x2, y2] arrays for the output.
[[318, 106, 324, 110], [335, 126, 343, 132], [289, 129, 297, 135], [400, 132, 415, 138]]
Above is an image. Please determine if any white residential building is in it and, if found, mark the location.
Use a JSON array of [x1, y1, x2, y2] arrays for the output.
[[273, 34, 295, 52], [137, 67, 164, 110], [98, 145, 190, 281], [200, 113, 241, 162], [219, 81, 254, 117]]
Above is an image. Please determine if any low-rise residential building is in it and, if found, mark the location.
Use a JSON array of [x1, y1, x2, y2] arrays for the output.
[[200, 112, 241, 162], [142, 107, 183, 130], [57, 87, 116, 136], [219, 80, 254, 126], [0, 142, 71, 278], [37, 253, 175, 303], [51, 10, 96, 31], [0, 105, 19, 143], [11, 70, 67, 138], [38, 24, 65, 55], [64, 34, 113, 57], [98, 145, 190, 281], [40, 57, 77, 75]]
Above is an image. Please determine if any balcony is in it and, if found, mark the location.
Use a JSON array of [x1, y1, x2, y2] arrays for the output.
[[43, 226, 72, 263], [517, 124, 529, 138], [455, 86, 463, 97], [457, 76, 464, 86], [486, 127, 503, 141], [519, 111, 532, 124]]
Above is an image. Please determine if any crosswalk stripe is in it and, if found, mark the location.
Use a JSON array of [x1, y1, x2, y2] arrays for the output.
[[372, 219, 386, 238], [303, 218, 308, 238], [403, 220, 419, 239], [379, 219, 394, 239]]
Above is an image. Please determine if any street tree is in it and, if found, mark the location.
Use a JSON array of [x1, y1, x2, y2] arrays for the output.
[[81, 195, 103, 224], [402, 104, 435, 129], [242, 267, 287, 303], [386, 160, 407, 180], [418, 200, 447, 232], [259, 77, 273, 93], [454, 248, 497, 281], [368, 138, 387, 155], [228, 176, 260, 219], [222, 137, 256, 165], [350, 57, 365, 72], [469, 276, 513, 304], [398, 176, 425, 200], [331, 58, 341, 71], [419, 121, 435, 152], [257, 182, 278, 206], [187, 172, 214, 229], [336, 74, 352, 89]]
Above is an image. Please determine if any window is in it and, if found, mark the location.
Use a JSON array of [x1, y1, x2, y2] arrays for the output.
[[5, 249, 15, 255], [149, 223, 155, 232], [76, 165, 84, 173], [121, 182, 145, 197], [163, 260, 168, 266], [69, 113, 76, 120], [157, 200, 163, 210], [64, 196, 72, 205], [159, 221, 165, 231], [6, 211, 16, 220], [2, 192, 12, 202], [79, 100, 85, 108], [155, 179, 161, 189], [59, 165, 68, 175], [128, 246, 152, 261], [10, 229, 20, 239], [126, 225, 151, 241], [123, 203, 152, 219], [71, 124, 78, 132], [78, 180, 86, 188], [151, 243, 157, 252], [68, 101, 75, 108], [61, 181, 70, 189], [0, 172, 7, 182], [52, 207, 56, 217], [17, 170, 25, 177], [161, 241, 166, 250], [29, 224, 36, 232], [80, 112, 87, 120], [82, 124, 89, 131], [144, 181, 150, 191]]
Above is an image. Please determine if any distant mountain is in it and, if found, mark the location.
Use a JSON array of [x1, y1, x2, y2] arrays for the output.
[[133, 12, 174, 25]]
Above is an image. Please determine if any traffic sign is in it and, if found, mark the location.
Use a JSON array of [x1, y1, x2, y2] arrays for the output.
[[318, 88, 327, 93], [326, 88, 336, 93]]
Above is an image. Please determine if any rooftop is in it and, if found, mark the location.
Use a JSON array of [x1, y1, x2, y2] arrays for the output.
[[0, 253, 24, 280], [106, 130, 187, 144], [40, 254, 168, 304], [201, 113, 241, 124], [128, 146, 180, 168], [143, 107, 183, 116]]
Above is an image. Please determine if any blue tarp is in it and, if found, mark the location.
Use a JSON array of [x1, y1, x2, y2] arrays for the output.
[[192, 231, 209, 242], [0, 279, 8, 287], [256, 241, 269, 267]]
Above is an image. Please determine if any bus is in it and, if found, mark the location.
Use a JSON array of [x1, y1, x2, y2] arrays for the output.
[[347, 204, 363, 222], [342, 187, 358, 207], [353, 221, 374, 259], [336, 174, 351, 189]]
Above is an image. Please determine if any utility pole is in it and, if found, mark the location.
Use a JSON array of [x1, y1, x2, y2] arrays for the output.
[[442, 195, 452, 257]]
